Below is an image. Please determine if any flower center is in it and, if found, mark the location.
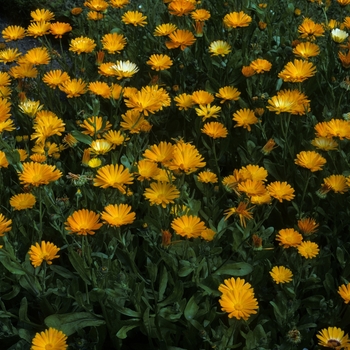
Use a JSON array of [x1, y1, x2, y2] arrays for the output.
[[235, 303, 243, 310], [45, 344, 53, 350], [327, 339, 341, 347]]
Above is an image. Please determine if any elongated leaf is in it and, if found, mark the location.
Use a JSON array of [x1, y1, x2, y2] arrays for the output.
[[213, 262, 252, 276]]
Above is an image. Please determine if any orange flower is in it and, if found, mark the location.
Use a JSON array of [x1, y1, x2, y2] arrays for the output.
[[58, 78, 87, 98], [223, 11, 252, 29], [250, 58, 272, 73], [232, 108, 258, 131], [121, 11, 147, 26], [276, 228, 303, 248], [101, 33, 127, 54], [165, 29, 196, 50], [65, 209, 103, 235], [28, 242, 60, 268], [101, 204, 136, 227], [267, 181, 295, 202], [171, 215, 206, 238], [294, 150, 326, 172], [2, 25, 26, 42], [50, 22, 72, 38], [69, 36, 96, 54], [278, 59, 316, 83], [298, 18, 325, 40], [168, 0, 195, 16]]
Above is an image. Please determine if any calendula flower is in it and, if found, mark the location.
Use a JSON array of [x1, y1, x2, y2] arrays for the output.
[[278, 59, 316, 83], [121, 11, 147, 26], [0, 119, 15, 133], [338, 50, 350, 69], [167, 141, 206, 174], [101, 33, 127, 54], [224, 202, 254, 227], [42, 70, 70, 88], [195, 104, 221, 120], [65, 209, 103, 235], [201, 121, 228, 139], [223, 11, 252, 28], [120, 110, 150, 133], [31, 327, 67, 350], [58, 78, 87, 98], [18, 100, 43, 118], [208, 40, 231, 56], [297, 241, 319, 258], [147, 54, 173, 71], [101, 204, 136, 227], [165, 29, 196, 50], [0, 48, 22, 63], [136, 160, 159, 181], [0, 72, 11, 87], [323, 175, 348, 193], [110, 83, 123, 99], [250, 192, 272, 205], [298, 18, 325, 40], [0, 214, 12, 236], [144, 182, 180, 208], [331, 28, 349, 43], [294, 150, 326, 172], [27, 21, 51, 37], [50, 22, 72, 38], [88, 81, 111, 98], [84, 0, 109, 11], [30, 154, 46, 163], [110, 0, 130, 8], [267, 89, 310, 115], [143, 141, 174, 165], [9, 63, 38, 79], [215, 86, 240, 103], [338, 283, 350, 304], [218, 277, 258, 320], [24, 47, 50, 65], [242, 65, 256, 77], [10, 193, 36, 210], [0, 97, 11, 120], [238, 179, 267, 197], [298, 217, 319, 235], [93, 164, 133, 193], [192, 90, 214, 105], [19, 162, 62, 187], [0, 151, 8, 168], [311, 137, 338, 151], [276, 228, 303, 248], [293, 42, 320, 59], [154, 23, 177, 36], [2, 25, 26, 41], [168, 0, 195, 16], [104, 130, 127, 147], [174, 93, 194, 110], [71, 7, 83, 15], [28, 242, 60, 268], [87, 11, 104, 20], [112, 60, 139, 79], [317, 327, 350, 349], [69, 36, 96, 54], [326, 119, 350, 139], [30, 8, 55, 22], [197, 170, 218, 184], [171, 215, 206, 238], [267, 181, 295, 202], [232, 108, 259, 131], [31, 114, 65, 143], [270, 266, 293, 284], [250, 58, 272, 73], [0, 86, 11, 98], [90, 139, 113, 155], [240, 165, 268, 182], [191, 9, 211, 21]]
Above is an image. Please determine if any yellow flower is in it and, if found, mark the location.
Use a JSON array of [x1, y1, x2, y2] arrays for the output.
[[0, 97, 11, 121], [276, 228, 303, 248], [31, 328, 67, 350], [2, 25, 26, 42], [171, 215, 206, 238], [326, 119, 350, 139], [165, 29, 196, 50], [174, 93, 194, 110], [278, 59, 316, 83], [30, 9, 55, 22], [223, 11, 252, 29], [270, 266, 293, 284], [90, 139, 113, 155], [30, 154, 47, 163], [104, 130, 127, 147], [120, 110, 150, 133], [65, 209, 103, 235], [224, 202, 254, 227], [197, 170, 218, 184], [18, 100, 43, 118], [110, 0, 130, 8], [267, 89, 310, 115], [18, 162, 62, 187], [168, 0, 195, 16], [297, 241, 319, 258], [215, 86, 240, 103], [0, 214, 12, 236], [50, 22, 72, 38], [238, 179, 266, 197], [240, 165, 268, 182], [293, 42, 320, 59], [323, 175, 348, 193], [294, 150, 326, 172], [192, 90, 214, 105], [218, 277, 258, 320], [200, 228, 216, 241], [267, 181, 295, 202], [298, 18, 325, 40], [338, 283, 350, 304], [143, 141, 174, 165], [209, 40, 231, 56], [201, 121, 228, 139], [101, 204, 136, 227], [81, 116, 112, 138], [154, 23, 177, 36], [27, 21, 51, 37], [317, 327, 350, 349], [191, 9, 211, 21], [24, 47, 50, 65], [31, 114, 65, 143], [84, 0, 109, 11], [28, 242, 60, 268], [136, 160, 159, 181], [146, 54, 173, 71], [93, 164, 133, 193], [121, 11, 147, 26], [311, 137, 338, 151], [250, 58, 272, 73], [144, 182, 180, 208], [232, 108, 259, 131], [101, 33, 126, 54], [42, 70, 70, 89], [88, 81, 111, 98], [71, 7, 83, 15], [0, 48, 22, 63], [69, 36, 96, 54], [10, 193, 36, 210], [9, 63, 38, 79], [58, 78, 87, 98], [298, 217, 319, 235]]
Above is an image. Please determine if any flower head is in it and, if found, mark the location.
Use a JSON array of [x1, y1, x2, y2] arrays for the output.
[[201, 121, 228, 139], [323, 175, 348, 194], [112, 60, 139, 80], [143, 141, 174, 165], [223, 11, 252, 29], [147, 54, 173, 71], [331, 28, 349, 43], [171, 215, 206, 238], [101, 204, 136, 227], [10, 193, 36, 210], [58, 78, 87, 98], [267, 89, 310, 115], [293, 42, 320, 59], [27, 21, 51, 37], [65, 209, 103, 235], [43, 70, 70, 89], [216, 86, 240, 103], [69, 36, 96, 54], [101, 33, 126, 54], [250, 58, 272, 73], [166, 29, 196, 50], [144, 182, 180, 208], [50, 22, 72, 38], [338, 283, 350, 304], [298, 18, 325, 40], [31, 327, 67, 350], [267, 181, 295, 202], [197, 170, 218, 184], [294, 150, 326, 172], [122, 11, 147, 26], [276, 228, 303, 248], [232, 108, 259, 131], [0, 214, 12, 236], [270, 266, 293, 284], [0, 48, 22, 63], [298, 217, 319, 235], [168, 0, 195, 16], [297, 241, 319, 258], [154, 23, 177, 36], [317, 327, 350, 349], [2, 25, 26, 41], [30, 9, 55, 22], [224, 202, 254, 227], [28, 241, 60, 267], [18, 162, 62, 187], [278, 59, 316, 83]]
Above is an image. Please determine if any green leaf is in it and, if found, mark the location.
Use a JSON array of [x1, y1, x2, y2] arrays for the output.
[[184, 295, 199, 321], [45, 312, 105, 336], [0, 254, 26, 276], [213, 262, 253, 276], [49, 265, 75, 279], [70, 130, 93, 145], [67, 249, 91, 285], [116, 322, 140, 339], [158, 265, 168, 302]]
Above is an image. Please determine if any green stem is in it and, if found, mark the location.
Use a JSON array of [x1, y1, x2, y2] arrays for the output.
[[298, 172, 312, 219]]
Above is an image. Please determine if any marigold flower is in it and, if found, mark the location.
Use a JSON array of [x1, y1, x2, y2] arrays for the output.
[[232, 108, 259, 131], [224, 202, 254, 227], [0, 73, 11, 88], [28, 242, 60, 268], [323, 175, 348, 193], [30, 9, 55, 22], [0, 97, 11, 120], [93, 164, 133, 193], [58, 78, 87, 98], [121, 11, 147, 26], [223, 11, 252, 29], [293, 42, 320, 59], [112, 60, 139, 79], [0, 214, 12, 236], [192, 90, 214, 105], [2, 25, 26, 42], [154, 23, 177, 36], [270, 266, 293, 284], [65, 209, 103, 235], [110, 0, 130, 8], [338, 51, 350, 68], [171, 215, 206, 238], [240, 165, 268, 182], [298, 18, 325, 40], [147, 54, 173, 71], [136, 160, 159, 181], [42, 70, 70, 88], [104, 130, 127, 147], [218, 277, 258, 320], [174, 93, 194, 110], [88, 81, 111, 98], [84, 0, 109, 11], [267, 181, 295, 202], [338, 0, 350, 5], [143, 141, 174, 165], [208, 40, 231, 56], [278, 59, 316, 83], [31, 114, 65, 143], [267, 89, 310, 115], [238, 179, 266, 197], [87, 11, 104, 20], [197, 170, 218, 184], [24, 47, 50, 65], [165, 29, 196, 50], [71, 7, 83, 15], [297, 241, 319, 258], [50, 22, 72, 38], [27, 21, 51, 37], [31, 327, 68, 350], [168, 0, 195, 16], [331, 28, 349, 43], [311, 137, 338, 151], [101, 204, 136, 227], [298, 217, 319, 235], [69, 36, 96, 54], [338, 283, 350, 304], [101, 33, 127, 54], [250, 58, 272, 73], [19, 162, 62, 187], [144, 182, 180, 208], [242, 65, 255, 77], [294, 150, 326, 172], [9, 63, 38, 79], [317, 327, 350, 349], [0, 48, 22, 63], [276, 228, 302, 248], [215, 86, 240, 103], [90, 139, 113, 155], [195, 104, 221, 120], [201, 121, 228, 139], [326, 119, 350, 139], [120, 110, 150, 133], [10, 193, 36, 210]]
